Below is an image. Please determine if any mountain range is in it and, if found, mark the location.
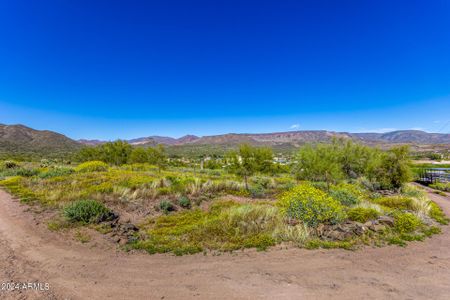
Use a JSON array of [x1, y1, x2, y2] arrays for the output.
[[1, 124, 449, 157], [79, 130, 450, 146]]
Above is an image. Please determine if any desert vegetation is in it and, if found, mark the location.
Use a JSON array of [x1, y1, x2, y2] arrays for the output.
[[0, 139, 448, 255]]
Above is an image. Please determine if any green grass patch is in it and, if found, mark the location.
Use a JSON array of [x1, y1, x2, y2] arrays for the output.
[[347, 207, 380, 223], [133, 202, 280, 255], [393, 212, 422, 233], [305, 239, 355, 250], [0, 176, 38, 203], [373, 196, 413, 210], [429, 202, 449, 225]]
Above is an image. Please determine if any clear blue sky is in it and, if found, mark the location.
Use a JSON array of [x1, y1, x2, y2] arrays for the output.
[[0, 0, 449, 140]]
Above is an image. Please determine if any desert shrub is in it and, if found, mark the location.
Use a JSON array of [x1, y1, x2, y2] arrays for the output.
[[356, 176, 380, 192], [310, 181, 329, 191], [278, 184, 346, 227], [393, 212, 422, 233], [14, 168, 40, 177], [40, 159, 59, 168], [429, 182, 450, 192], [249, 184, 266, 198], [1, 160, 19, 169], [75, 161, 109, 173], [373, 196, 413, 210], [159, 200, 175, 214], [178, 196, 191, 209], [63, 200, 112, 224], [429, 202, 449, 225], [328, 183, 363, 206], [39, 167, 74, 179], [347, 207, 380, 223], [250, 176, 274, 189]]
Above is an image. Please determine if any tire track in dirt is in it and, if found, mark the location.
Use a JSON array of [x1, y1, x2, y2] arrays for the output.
[[0, 187, 449, 300]]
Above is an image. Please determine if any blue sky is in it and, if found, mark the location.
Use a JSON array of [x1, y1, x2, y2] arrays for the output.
[[1, 0, 449, 140]]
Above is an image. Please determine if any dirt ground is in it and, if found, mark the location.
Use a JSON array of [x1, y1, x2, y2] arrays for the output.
[[0, 186, 449, 300]]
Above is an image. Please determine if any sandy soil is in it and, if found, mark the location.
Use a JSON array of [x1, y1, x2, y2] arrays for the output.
[[0, 187, 449, 300]]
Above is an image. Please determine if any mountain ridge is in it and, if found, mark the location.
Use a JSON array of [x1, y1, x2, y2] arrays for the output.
[[78, 129, 450, 146], [1, 124, 449, 158]]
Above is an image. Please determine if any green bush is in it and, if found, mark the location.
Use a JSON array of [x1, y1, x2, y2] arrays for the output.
[[278, 184, 346, 227], [328, 183, 363, 206], [347, 207, 380, 223], [75, 161, 109, 173], [39, 167, 74, 179], [394, 212, 422, 233], [14, 168, 39, 177], [249, 184, 266, 198], [374, 196, 412, 210], [178, 196, 191, 209], [1, 160, 19, 169], [159, 200, 175, 214], [429, 182, 450, 192], [63, 200, 112, 224]]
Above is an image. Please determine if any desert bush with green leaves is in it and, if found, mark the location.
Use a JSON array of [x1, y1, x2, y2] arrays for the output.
[[64, 200, 113, 224]]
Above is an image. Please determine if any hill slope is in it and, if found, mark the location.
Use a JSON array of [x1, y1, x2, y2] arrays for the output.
[[0, 124, 81, 157]]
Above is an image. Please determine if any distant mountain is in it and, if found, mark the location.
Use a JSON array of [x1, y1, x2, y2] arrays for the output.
[[0, 124, 81, 156], [77, 139, 104, 146], [4, 123, 447, 158], [77, 129, 450, 147], [350, 130, 450, 144], [176, 135, 200, 144], [184, 130, 450, 146], [79, 135, 200, 146], [190, 131, 352, 146]]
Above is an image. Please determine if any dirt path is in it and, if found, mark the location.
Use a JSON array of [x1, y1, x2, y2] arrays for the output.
[[1, 188, 450, 300]]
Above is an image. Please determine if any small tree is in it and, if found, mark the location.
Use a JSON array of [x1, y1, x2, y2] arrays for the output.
[[148, 145, 167, 172], [100, 140, 132, 165], [254, 147, 274, 173], [293, 143, 343, 188], [129, 147, 148, 164], [76, 140, 132, 165], [370, 145, 412, 190], [77, 146, 101, 162], [227, 144, 274, 190]]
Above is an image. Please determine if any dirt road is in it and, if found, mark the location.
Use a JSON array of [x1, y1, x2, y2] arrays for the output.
[[1, 187, 449, 300]]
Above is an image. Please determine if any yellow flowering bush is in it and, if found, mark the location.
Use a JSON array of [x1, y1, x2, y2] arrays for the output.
[[75, 161, 109, 173], [277, 184, 346, 227]]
